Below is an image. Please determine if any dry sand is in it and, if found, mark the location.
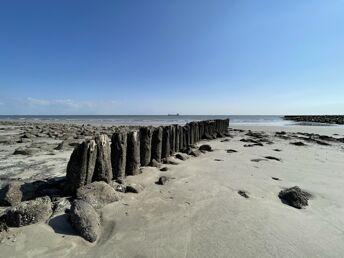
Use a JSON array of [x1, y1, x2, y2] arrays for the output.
[[1, 124, 344, 258]]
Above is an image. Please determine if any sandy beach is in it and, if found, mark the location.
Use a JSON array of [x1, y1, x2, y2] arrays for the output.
[[0, 121, 343, 258]]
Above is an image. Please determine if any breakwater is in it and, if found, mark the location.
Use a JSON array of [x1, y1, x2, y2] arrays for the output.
[[284, 115, 344, 125], [64, 119, 229, 194]]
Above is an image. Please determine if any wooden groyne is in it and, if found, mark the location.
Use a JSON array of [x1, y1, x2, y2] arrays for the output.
[[64, 119, 230, 194], [284, 115, 344, 124]]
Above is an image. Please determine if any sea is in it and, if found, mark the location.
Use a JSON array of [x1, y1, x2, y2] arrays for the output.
[[0, 115, 298, 126]]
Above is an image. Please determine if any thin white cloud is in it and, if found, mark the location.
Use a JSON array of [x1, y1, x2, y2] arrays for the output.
[[25, 97, 118, 110]]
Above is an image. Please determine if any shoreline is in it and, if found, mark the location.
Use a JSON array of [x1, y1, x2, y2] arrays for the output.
[[0, 121, 344, 257]]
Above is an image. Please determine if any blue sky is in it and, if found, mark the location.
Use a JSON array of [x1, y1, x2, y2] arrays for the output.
[[0, 0, 343, 115]]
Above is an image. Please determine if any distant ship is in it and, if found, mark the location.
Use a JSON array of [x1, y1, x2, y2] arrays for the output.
[[168, 113, 180, 116]]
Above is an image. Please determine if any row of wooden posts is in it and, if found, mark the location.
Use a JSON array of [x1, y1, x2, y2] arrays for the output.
[[64, 119, 229, 195]]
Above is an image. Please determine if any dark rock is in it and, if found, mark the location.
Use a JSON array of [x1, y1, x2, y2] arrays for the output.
[[244, 143, 264, 147], [273, 149, 282, 152], [199, 144, 212, 152], [6, 196, 53, 227], [214, 159, 223, 161], [126, 131, 141, 176], [220, 139, 230, 142], [175, 153, 189, 161], [315, 140, 331, 146], [76, 181, 119, 209], [160, 167, 168, 172], [264, 156, 281, 161], [290, 141, 306, 146], [64, 140, 98, 195], [13, 147, 40, 155], [151, 127, 163, 163], [156, 176, 169, 185], [93, 134, 112, 183], [318, 135, 335, 141], [69, 199, 101, 242], [238, 190, 249, 198], [240, 138, 261, 144], [226, 149, 237, 153], [125, 183, 144, 193], [278, 186, 311, 209], [272, 177, 281, 181], [111, 131, 127, 180]]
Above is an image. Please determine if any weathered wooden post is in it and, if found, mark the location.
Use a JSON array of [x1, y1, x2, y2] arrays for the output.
[[64, 139, 97, 195], [151, 126, 163, 163], [111, 130, 127, 180], [140, 127, 153, 166], [162, 126, 171, 159], [93, 134, 112, 183], [126, 130, 140, 176], [170, 125, 176, 155]]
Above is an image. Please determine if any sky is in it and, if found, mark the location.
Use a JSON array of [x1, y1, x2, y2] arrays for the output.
[[0, 0, 343, 115]]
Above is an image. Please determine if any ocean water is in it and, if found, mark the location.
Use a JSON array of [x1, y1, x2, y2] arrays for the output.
[[0, 115, 291, 126]]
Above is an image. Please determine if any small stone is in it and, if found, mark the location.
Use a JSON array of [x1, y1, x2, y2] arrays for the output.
[[238, 190, 249, 199], [278, 186, 311, 209], [199, 144, 212, 152], [125, 183, 144, 193], [156, 176, 169, 185], [290, 141, 306, 146], [160, 167, 169, 172]]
